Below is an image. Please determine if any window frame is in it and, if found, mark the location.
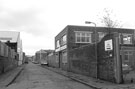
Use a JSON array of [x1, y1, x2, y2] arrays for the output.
[[75, 31, 92, 43], [122, 33, 133, 44], [124, 50, 133, 62], [61, 35, 67, 45], [56, 40, 60, 48]]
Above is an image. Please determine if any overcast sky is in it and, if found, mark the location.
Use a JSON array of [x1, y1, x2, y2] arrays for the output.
[[0, 0, 135, 55]]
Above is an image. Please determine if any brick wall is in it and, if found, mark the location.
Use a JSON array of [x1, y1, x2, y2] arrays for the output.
[[0, 57, 17, 74], [69, 44, 97, 78], [0, 41, 18, 74], [48, 53, 59, 68], [97, 34, 116, 82]]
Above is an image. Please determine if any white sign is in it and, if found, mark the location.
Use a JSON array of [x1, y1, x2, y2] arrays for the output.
[[55, 45, 67, 52], [105, 39, 113, 51]]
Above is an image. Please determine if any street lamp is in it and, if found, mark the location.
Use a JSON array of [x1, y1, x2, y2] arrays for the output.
[[85, 21, 98, 79], [85, 21, 96, 27], [85, 21, 97, 42]]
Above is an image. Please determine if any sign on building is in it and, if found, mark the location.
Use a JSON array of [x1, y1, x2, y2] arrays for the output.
[[105, 39, 113, 51]]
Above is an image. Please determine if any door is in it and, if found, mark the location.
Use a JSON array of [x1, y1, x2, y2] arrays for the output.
[[59, 52, 62, 68]]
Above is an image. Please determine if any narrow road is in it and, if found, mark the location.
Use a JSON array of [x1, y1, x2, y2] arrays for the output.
[[4, 62, 93, 89]]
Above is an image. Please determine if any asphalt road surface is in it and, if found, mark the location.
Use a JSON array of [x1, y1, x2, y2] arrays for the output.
[[3, 62, 93, 89]]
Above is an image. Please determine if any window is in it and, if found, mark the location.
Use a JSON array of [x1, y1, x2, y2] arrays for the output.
[[75, 31, 92, 43], [56, 40, 60, 48], [61, 35, 67, 45], [76, 33, 81, 42], [124, 51, 133, 62], [122, 34, 133, 44]]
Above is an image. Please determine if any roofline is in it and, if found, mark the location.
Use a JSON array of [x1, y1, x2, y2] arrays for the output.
[[67, 25, 135, 30], [55, 25, 69, 38], [55, 25, 135, 40], [0, 31, 20, 43]]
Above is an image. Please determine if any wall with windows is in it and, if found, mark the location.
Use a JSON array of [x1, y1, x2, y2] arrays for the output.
[[55, 25, 135, 72], [56, 25, 135, 51], [60, 35, 67, 45], [120, 46, 135, 67], [67, 26, 94, 50], [55, 26, 68, 70], [55, 35, 67, 52], [56, 35, 67, 48], [119, 33, 133, 45], [55, 26, 68, 50]]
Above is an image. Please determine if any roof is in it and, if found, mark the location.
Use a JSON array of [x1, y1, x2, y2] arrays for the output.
[[56, 25, 135, 37], [0, 31, 20, 43], [67, 25, 135, 32], [36, 49, 54, 54], [36, 50, 47, 53]]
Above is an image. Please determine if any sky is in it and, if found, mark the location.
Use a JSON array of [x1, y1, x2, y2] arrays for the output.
[[0, 0, 135, 55]]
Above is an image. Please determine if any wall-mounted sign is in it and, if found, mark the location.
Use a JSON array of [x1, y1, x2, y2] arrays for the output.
[[105, 39, 113, 51], [55, 45, 67, 52]]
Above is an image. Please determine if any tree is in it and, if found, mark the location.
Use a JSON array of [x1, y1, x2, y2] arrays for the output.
[[101, 8, 122, 28]]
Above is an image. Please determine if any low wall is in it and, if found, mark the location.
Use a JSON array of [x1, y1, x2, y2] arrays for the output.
[[48, 53, 59, 68], [0, 57, 18, 74]]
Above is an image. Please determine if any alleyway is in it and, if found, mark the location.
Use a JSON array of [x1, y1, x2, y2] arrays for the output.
[[2, 62, 93, 89]]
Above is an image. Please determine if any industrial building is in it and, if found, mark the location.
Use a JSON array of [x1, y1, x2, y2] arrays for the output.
[[0, 31, 23, 65], [55, 25, 135, 83]]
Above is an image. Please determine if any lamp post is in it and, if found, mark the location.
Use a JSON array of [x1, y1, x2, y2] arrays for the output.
[[85, 21, 98, 79]]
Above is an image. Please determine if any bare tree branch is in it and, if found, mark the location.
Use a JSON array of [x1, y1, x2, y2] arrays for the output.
[[101, 8, 122, 28]]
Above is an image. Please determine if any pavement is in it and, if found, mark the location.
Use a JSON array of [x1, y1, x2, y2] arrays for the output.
[[42, 65, 135, 89], [0, 65, 24, 88]]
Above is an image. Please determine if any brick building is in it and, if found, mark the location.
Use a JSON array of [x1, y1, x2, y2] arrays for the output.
[[55, 25, 135, 83]]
